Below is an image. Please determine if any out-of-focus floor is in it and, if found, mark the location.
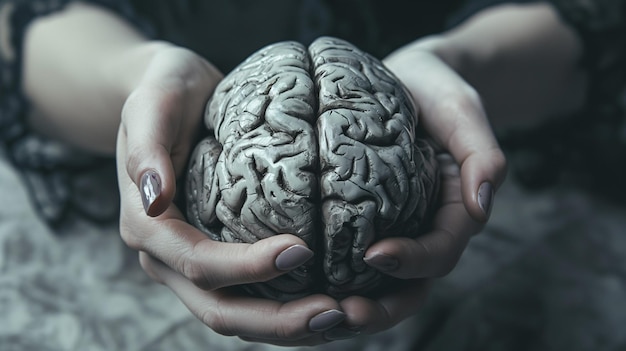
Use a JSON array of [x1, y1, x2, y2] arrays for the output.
[[1, 146, 625, 351]]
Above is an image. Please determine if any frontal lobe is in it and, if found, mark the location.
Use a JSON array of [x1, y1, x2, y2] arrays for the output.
[[186, 37, 439, 301]]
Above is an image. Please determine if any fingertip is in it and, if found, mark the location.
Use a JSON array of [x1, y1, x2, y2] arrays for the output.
[[126, 141, 177, 216], [274, 244, 314, 271], [460, 150, 507, 223], [137, 167, 175, 217], [265, 235, 314, 272], [477, 181, 494, 220], [308, 309, 346, 332], [139, 169, 162, 216], [363, 252, 399, 273], [338, 295, 384, 334]]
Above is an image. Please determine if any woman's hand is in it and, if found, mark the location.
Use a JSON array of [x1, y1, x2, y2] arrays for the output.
[[336, 3, 589, 335], [115, 45, 348, 346], [385, 44, 507, 224]]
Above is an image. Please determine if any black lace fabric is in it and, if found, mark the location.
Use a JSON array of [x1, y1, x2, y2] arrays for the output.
[[502, 0, 626, 199], [0, 0, 625, 223]]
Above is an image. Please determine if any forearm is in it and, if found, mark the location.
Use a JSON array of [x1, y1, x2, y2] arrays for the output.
[[22, 2, 162, 155], [412, 3, 588, 130]]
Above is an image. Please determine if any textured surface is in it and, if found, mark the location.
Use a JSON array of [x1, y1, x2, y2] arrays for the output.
[[186, 37, 439, 300]]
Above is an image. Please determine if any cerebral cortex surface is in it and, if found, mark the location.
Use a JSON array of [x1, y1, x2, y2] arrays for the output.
[[186, 37, 439, 301]]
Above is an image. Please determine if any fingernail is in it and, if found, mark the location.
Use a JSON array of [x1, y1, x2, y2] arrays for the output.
[[324, 327, 362, 340], [477, 182, 494, 219], [140, 170, 161, 215], [275, 245, 314, 271], [363, 253, 398, 272], [309, 310, 346, 332]]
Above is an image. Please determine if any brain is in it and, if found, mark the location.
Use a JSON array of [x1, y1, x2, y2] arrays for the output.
[[186, 37, 439, 301]]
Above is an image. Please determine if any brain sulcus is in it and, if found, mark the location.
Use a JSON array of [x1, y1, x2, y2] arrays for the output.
[[186, 37, 439, 301]]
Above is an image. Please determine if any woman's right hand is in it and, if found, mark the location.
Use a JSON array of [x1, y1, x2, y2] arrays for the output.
[[115, 44, 348, 345]]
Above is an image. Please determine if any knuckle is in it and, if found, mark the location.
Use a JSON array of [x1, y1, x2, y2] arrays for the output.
[[241, 256, 272, 282], [201, 307, 236, 337], [120, 89, 153, 128], [461, 85, 483, 108], [273, 322, 303, 340], [492, 149, 509, 178], [237, 243, 277, 282], [180, 253, 217, 290], [435, 86, 484, 119], [118, 219, 143, 251]]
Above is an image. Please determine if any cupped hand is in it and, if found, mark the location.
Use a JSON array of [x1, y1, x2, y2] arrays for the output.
[[315, 41, 508, 339], [115, 45, 345, 345], [385, 43, 507, 223]]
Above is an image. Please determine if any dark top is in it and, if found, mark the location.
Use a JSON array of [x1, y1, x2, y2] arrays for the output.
[[0, 0, 625, 223]]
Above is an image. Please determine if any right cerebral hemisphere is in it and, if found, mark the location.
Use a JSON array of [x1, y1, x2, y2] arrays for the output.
[[186, 37, 439, 301]]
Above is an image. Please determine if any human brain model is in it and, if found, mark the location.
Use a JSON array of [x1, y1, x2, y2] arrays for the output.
[[186, 37, 439, 301]]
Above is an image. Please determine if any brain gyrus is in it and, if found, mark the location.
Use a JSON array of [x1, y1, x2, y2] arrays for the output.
[[186, 37, 439, 301]]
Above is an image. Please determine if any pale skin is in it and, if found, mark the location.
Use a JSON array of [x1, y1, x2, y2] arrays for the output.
[[21, 2, 584, 346]]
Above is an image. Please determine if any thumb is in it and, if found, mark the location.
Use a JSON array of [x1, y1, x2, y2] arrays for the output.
[[431, 91, 507, 222], [120, 88, 181, 217], [459, 146, 507, 222]]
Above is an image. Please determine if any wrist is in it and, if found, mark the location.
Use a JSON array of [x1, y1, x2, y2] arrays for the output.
[[404, 35, 476, 82], [403, 3, 587, 129], [101, 40, 176, 105]]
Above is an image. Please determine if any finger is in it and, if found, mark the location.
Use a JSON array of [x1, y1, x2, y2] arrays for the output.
[[128, 208, 315, 290], [338, 279, 432, 335], [364, 154, 482, 278], [138, 221, 314, 291], [119, 88, 182, 217], [141, 253, 345, 342]]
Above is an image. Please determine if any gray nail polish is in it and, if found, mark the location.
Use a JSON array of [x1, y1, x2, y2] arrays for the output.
[[275, 245, 314, 271], [477, 182, 494, 218], [363, 253, 398, 272], [141, 170, 161, 214], [309, 309, 346, 332], [324, 327, 362, 341]]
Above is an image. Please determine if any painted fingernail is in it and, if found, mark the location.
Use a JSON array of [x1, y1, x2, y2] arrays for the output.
[[363, 253, 398, 272], [309, 310, 346, 332], [140, 170, 161, 215], [275, 245, 314, 271], [477, 181, 494, 219], [324, 327, 362, 341]]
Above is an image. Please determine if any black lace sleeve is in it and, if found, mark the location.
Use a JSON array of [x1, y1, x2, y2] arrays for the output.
[[450, 0, 626, 105], [450, 0, 626, 199], [517, 0, 626, 198], [550, 0, 626, 105], [0, 0, 153, 224]]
